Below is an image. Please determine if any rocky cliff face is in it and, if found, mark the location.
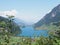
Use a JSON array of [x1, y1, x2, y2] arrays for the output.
[[35, 4, 60, 28]]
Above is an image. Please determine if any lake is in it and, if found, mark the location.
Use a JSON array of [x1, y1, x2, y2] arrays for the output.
[[19, 26, 48, 37]]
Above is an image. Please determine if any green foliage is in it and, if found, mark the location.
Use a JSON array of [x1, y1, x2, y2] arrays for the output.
[[0, 15, 22, 45], [34, 21, 60, 45], [0, 15, 60, 45], [0, 15, 21, 36]]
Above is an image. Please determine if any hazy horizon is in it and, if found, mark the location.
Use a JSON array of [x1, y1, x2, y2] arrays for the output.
[[0, 0, 60, 24]]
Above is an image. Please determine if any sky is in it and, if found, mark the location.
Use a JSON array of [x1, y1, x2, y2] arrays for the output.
[[0, 0, 60, 25]]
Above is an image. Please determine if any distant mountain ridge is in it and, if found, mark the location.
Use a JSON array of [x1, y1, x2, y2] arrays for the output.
[[0, 16, 32, 27], [34, 4, 60, 28], [14, 18, 33, 27], [14, 18, 26, 27], [0, 16, 26, 28]]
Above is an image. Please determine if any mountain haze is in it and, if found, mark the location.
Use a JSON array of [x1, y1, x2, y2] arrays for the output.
[[34, 4, 60, 28]]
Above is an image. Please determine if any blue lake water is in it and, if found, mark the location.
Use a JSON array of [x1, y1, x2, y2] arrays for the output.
[[19, 26, 48, 37]]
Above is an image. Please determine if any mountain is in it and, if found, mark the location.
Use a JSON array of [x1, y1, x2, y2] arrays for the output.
[[0, 16, 9, 22], [14, 18, 32, 27], [14, 18, 26, 27], [0, 16, 21, 35], [34, 4, 60, 28], [0, 16, 30, 28]]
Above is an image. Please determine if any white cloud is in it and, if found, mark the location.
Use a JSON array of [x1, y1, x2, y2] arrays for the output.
[[0, 10, 40, 25], [0, 9, 17, 17]]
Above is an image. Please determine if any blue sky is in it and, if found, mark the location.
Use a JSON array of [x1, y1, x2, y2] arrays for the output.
[[0, 0, 60, 24]]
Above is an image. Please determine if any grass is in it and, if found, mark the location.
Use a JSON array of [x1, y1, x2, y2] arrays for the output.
[[0, 35, 60, 45]]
